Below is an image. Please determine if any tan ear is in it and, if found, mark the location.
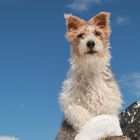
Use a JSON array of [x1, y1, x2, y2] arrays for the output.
[[64, 14, 84, 31], [89, 12, 110, 30]]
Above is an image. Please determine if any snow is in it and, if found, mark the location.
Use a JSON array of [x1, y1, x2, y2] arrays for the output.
[[74, 115, 122, 140]]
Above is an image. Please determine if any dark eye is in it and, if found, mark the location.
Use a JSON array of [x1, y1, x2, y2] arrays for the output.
[[77, 33, 84, 39], [94, 31, 101, 37]]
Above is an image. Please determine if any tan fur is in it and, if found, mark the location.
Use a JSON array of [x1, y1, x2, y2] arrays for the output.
[[101, 136, 130, 140], [56, 12, 123, 140], [90, 12, 111, 38]]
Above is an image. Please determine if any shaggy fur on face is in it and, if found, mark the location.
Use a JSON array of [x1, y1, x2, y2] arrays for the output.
[[65, 12, 111, 65], [56, 12, 123, 140]]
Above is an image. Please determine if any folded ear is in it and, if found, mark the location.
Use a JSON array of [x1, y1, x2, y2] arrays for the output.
[[89, 12, 110, 30], [64, 14, 84, 31]]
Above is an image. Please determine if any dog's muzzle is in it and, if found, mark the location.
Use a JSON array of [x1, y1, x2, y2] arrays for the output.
[[86, 40, 97, 54]]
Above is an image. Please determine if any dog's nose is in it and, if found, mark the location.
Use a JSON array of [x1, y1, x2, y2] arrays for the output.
[[87, 40, 95, 49]]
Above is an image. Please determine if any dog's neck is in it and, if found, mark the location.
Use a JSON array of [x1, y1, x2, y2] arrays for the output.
[[70, 55, 111, 78]]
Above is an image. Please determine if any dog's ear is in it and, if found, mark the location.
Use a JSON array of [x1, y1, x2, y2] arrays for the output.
[[64, 14, 84, 31], [89, 12, 111, 38], [90, 12, 110, 30]]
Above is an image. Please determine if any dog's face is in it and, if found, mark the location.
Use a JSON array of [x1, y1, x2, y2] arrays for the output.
[[65, 12, 111, 61]]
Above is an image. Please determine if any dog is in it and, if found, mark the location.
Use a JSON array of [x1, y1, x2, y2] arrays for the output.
[[55, 12, 123, 140]]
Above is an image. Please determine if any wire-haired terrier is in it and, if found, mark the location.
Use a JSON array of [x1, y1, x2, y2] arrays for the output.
[[56, 12, 126, 140]]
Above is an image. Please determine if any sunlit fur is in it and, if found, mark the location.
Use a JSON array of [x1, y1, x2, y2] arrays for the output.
[[56, 12, 123, 140], [65, 12, 111, 67]]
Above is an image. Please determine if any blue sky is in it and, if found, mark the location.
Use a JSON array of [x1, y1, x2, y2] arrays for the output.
[[0, 0, 140, 140]]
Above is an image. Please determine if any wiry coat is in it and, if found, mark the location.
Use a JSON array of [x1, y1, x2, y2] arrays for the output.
[[56, 12, 122, 140]]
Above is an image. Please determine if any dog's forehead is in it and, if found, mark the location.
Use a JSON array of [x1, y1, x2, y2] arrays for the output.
[[79, 24, 95, 33], [85, 25, 95, 32]]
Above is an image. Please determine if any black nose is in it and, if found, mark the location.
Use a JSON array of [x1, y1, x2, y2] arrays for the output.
[[87, 40, 95, 49]]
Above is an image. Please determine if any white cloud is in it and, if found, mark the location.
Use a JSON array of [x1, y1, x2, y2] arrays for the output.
[[119, 72, 140, 97], [66, 0, 119, 12], [67, 0, 102, 12], [116, 16, 131, 26], [0, 136, 18, 140]]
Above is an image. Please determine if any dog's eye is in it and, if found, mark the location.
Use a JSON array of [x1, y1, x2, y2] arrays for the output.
[[77, 33, 84, 39], [94, 31, 101, 37]]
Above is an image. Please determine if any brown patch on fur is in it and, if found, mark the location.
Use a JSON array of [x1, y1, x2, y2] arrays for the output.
[[101, 136, 130, 140], [55, 120, 77, 140], [67, 17, 82, 31], [65, 14, 85, 31], [72, 38, 80, 57], [65, 14, 86, 41], [89, 12, 111, 39], [65, 30, 78, 41]]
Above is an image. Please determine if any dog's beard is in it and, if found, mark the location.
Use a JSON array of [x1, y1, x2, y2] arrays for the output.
[[86, 50, 98, 55]]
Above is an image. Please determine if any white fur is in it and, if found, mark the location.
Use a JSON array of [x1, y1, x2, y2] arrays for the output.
[[75, 115, 123, 140], [57, 12, 123, 140], [60, 60, 122, 130]]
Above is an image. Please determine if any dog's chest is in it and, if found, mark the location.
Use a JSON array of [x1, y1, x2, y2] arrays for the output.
[[72, 72, 120, 115]]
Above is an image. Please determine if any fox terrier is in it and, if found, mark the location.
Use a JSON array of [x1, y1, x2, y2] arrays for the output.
[[56, 12, 124, 140]]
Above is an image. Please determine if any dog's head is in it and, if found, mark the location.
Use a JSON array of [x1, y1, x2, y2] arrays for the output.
[[65, 12, 111, 64]]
